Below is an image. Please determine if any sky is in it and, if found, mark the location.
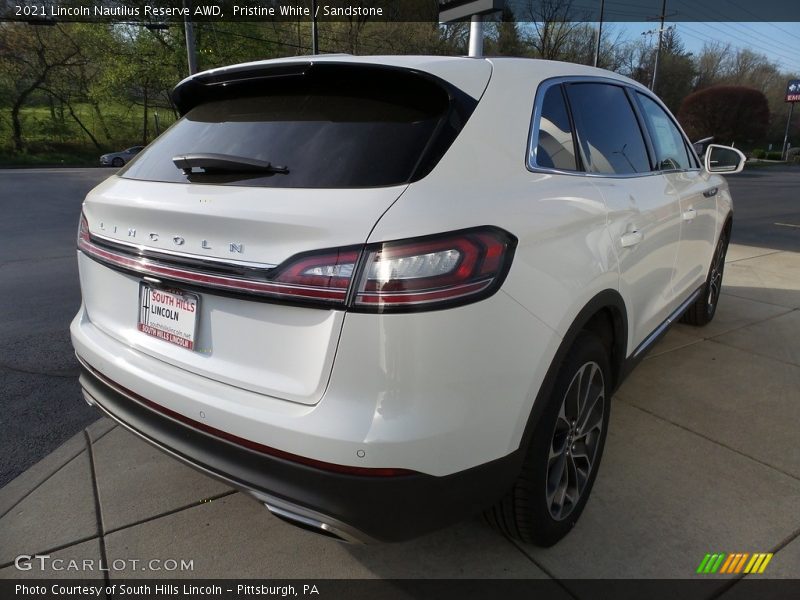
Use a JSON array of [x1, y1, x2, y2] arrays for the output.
[[496, 0, 800, 75], [612, 21, 800, 75]]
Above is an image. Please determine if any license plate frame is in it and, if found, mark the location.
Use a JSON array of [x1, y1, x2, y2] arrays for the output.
[[137, 283, 200, 351]]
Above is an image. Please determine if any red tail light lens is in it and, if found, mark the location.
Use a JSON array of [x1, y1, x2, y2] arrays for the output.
[[78, 212, 90, 246], [77, 211, 359, 306], [353, 227, 516, 312], [78, 212, 515, 312], [268, 248, 361, 302]]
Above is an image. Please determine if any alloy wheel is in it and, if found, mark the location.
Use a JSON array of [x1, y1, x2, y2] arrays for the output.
[[707, 233, 727, 313], [546, 361, 605, 520]]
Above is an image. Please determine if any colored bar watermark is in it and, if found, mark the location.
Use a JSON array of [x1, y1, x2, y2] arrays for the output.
[[696, 552, 773, 574]]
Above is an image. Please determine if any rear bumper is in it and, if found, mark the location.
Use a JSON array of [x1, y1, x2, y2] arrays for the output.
[[77, 358, 525, 543]]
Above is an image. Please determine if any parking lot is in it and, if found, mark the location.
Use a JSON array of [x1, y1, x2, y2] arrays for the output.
[[1, 167, 798, 590]]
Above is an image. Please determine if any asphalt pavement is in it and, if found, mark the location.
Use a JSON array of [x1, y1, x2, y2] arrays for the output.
[[726, 166, 800, 252], [0, 164, 799, 588], [0, 168, 111, 486], [1, 241, 798, 586]]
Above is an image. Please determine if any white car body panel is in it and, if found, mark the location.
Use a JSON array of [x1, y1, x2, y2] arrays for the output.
[[72, 288, 553, 476], [71, 55, 733, 482], [80, 177, 411, 404]]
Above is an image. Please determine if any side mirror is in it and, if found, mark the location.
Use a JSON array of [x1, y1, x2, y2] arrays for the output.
[[705, 144, 746, 174]]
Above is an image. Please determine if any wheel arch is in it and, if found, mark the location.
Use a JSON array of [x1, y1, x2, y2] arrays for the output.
[[518, 289, 628, 452]]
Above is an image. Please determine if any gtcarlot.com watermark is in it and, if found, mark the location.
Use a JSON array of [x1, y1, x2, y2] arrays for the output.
[[14, 554, 194, 573]]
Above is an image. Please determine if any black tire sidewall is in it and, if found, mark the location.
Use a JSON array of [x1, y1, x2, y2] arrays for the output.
[[112, 158, 124, 167], [521, 332, 612, 546], [705, 231, 729, 320]]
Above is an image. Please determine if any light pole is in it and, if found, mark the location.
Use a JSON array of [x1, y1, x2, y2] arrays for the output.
[[650, 0, 667, 91], [183, 0, 198, 75], [468, 14, 484, 57], [311, 0, 319, 54], [782, 102, 795, 161], [593, 0, 605, 67]]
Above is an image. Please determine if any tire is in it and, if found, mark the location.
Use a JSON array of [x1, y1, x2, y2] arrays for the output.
[[485, 331, 611, 546], [680, 227, 729, 326], [112, 157, 124, 167]]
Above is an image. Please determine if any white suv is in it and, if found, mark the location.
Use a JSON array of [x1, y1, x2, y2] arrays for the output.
[[71, 56, 744, 545]]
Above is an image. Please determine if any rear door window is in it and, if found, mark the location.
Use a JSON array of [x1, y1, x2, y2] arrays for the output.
[[564, 83, 651, 175], [121, 68, 465, 188]]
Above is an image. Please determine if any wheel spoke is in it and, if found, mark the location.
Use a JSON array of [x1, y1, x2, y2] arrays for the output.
[[545, 359, 606, 521], [555, 461, 570, 517], [708, 235, 726, 306], [547, 452, 569, 517], [565, 367, 583, 422], [576, 365, 603, 435]]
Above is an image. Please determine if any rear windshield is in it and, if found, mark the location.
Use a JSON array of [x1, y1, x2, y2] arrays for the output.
[[121, 67, 468, 188]]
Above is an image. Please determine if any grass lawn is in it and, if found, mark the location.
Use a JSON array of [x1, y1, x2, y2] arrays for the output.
[[0, 102, 177, 166]]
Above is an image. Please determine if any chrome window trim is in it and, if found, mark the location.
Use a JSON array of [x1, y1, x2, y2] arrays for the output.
[[526, 75, 702, 179]]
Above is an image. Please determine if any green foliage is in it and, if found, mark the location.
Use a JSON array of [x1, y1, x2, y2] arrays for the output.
[[751, 148, 766, 158], [765, 151, 783, 160], [0, 19, 796, 163]]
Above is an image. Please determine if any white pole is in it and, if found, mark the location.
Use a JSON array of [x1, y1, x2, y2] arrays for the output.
[[469, 14, 484, 57], [782, 102, 795, 161]]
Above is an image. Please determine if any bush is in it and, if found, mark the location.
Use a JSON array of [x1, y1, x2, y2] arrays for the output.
[[751, 149, 766, 159], [788, 147, 800, 159], [766, 151, 783, 160], [678, 86, 769, 147]]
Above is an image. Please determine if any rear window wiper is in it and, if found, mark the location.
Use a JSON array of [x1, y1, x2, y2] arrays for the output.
[[172, 153, 288, 175]]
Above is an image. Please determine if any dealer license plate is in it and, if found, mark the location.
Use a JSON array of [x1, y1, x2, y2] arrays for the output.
[[138, 285, 199, 350]]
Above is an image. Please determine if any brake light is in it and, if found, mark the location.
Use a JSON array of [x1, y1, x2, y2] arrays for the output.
[[78, 212, 90, 245], [353, 228, 516, 312], [271, 249, 359, 292], [78, 212, 515, 312]]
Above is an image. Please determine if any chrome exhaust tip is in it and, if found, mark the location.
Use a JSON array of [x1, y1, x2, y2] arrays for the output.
[[264, 502, 356, 543], [82, 390, 96, 407], [251, 489, 373, 544]]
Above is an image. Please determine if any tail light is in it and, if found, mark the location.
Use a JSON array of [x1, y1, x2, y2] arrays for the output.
[[352, 228, 516, 312], [78, 213, 515, 312], [78, 212, 90, 245]]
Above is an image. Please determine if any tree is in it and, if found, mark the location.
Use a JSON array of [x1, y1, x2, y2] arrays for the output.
[[522, 0, 586, 60], [693, 42, 732, 90], [0, 23, 81, 152], [652, 30, 696, 114], [678, 85, 770, 145], [493, 5, 526, 57]]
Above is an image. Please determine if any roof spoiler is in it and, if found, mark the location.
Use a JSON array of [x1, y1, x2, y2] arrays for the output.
[[171, 63, 312, 116]]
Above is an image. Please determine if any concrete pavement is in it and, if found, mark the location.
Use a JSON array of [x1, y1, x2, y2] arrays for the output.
[[1, 244, 798, 588]]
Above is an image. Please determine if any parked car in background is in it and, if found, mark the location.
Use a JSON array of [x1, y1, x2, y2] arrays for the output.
[[72, 56, 745, 546], [100, 146, 144, 167]]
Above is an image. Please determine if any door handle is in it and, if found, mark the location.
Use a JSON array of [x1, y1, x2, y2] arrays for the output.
[[620, 230, 643, 248], [682, 208, 697, 221], [703, 187, 718, 198]]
